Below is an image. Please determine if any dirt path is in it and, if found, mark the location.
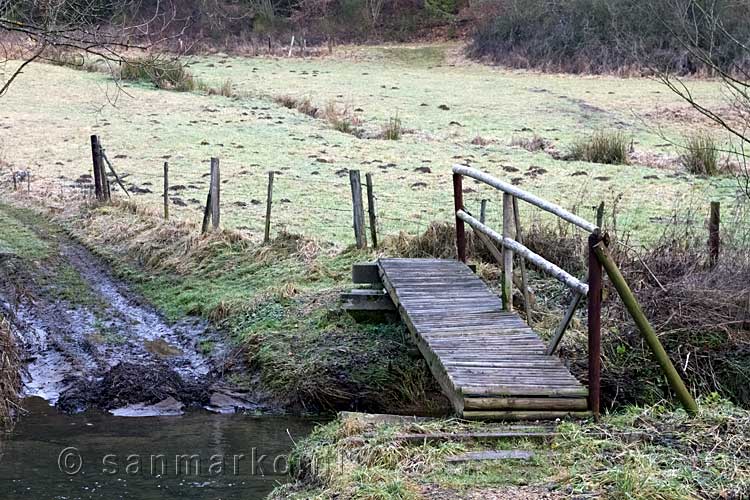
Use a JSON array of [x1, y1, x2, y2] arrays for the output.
[[0, 207, 258, 416]]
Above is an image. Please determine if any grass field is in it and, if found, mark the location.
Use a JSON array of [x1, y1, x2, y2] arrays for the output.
[[0, 43, 742, 247]]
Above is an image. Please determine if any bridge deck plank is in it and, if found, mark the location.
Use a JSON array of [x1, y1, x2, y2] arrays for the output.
[[378, 258, 587, 419]]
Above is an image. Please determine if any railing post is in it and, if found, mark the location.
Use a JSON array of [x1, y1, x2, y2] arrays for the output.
[[502, 193, 514, 311], [453, 173, 466, 262], [587, 232, 603, 419]]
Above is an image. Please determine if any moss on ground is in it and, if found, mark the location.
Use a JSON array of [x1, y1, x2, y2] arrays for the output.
[[273, 398, 750, 499]]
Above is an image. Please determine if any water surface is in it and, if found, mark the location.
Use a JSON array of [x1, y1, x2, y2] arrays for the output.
[[0, 398, 318, 500]]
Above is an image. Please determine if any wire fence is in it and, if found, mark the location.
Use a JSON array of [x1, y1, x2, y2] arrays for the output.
[[2, 136, 748, 250]]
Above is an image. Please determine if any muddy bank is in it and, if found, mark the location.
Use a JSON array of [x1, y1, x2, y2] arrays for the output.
[[0, 208, 263, 416]]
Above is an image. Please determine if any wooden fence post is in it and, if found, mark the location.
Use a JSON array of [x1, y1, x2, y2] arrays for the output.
[[264, 171, 274, 244], [502, 193, 514, 311], [349, 170, 367, 249], [90, 135, 103, 200], [480, 199, 488, 224], [587, 232, 603, 419], [210, 157, 220, 230], [201, 191, 212, 234], [163, 162, 169, 220], [453, 173, 466, 262], [365, 173, 378, 249], [11, 170, 17, 191], [708, 201, 720, 267], [26, 170, 30, 193]]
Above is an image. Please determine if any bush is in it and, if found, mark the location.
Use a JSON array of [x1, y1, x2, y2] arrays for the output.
[[120, 56, 196, 91], [468, 0, 750, 74], [682, 132, 720, 176], [569, 131, 630, 165]]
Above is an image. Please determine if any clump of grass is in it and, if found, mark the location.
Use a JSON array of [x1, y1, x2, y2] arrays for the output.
[[0, 316, 21, 430], [510, 134, 549, 152], [381, 115, 402, 140], [274, 94, 298, 109], [569, 131, 630, 165], [295, 97, 318, 118], [682, 131, 720, 175], [47, 51, 103, 73], [471, 135, 492, 146], [120, 55, 196, 92], [323, 101, 362, 137], [205, 79, 234, 97]]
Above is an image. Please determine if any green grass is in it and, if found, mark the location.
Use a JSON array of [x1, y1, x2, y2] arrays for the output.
[[0, 206, 51, 259], [59, 203, 441, 412], [0, 44, 742, 247], [0, 204, 102, 307], [274, 399, 750, 499]]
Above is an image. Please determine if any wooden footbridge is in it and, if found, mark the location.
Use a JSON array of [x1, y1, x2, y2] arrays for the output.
[[344, 165, 606, 420], [345, 165, 699, 420]]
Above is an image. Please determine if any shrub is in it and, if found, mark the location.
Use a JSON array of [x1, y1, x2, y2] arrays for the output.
[[569, 131, 630, 165], [120, 56, 195, 91], [274, 95, 298, 109], [381, 115, 402, 140], [468, 0, 750, 74], [682, 132, 720, 176]]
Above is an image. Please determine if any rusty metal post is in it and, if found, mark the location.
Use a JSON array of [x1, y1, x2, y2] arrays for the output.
[[587, 232, 603, 419], [453, 173, 466, 263]]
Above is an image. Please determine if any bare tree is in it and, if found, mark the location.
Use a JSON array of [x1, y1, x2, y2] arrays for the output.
[[652, 0, 750, 201], [0, 0, 187, 97]]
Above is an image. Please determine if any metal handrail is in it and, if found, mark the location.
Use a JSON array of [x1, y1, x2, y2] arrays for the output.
[[452, 165, 599, 234]]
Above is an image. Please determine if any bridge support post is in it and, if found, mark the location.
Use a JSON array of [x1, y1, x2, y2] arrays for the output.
[[587, 232, 603, 419], [453, 173, 466, 262]]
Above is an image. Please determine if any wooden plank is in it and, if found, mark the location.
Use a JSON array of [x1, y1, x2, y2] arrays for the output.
[[460, 385, 588, 398], [463, 397, 588, 411], [341, 290, 396, 312], [377, 257, 587, 420], [447, 450, 537, 462], [352, 263, 381, 284], [462, 411, 591, 421]]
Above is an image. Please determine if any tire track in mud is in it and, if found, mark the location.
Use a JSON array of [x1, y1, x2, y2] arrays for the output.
[[0, 215, 259, 416]]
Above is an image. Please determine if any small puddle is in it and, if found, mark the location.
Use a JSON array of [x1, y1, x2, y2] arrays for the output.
[[0, 398, 319, 499]]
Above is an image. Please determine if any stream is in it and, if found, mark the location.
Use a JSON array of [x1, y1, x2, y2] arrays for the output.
[[0, 213, 320, 499], [0, 398, 317, 499]]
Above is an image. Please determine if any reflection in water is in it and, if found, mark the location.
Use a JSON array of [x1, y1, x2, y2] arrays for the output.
[[0, 398, 319, 500]]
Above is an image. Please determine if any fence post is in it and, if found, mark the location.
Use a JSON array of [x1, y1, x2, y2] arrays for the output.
[[11, 169, 17, 191], [480, 199, 488, 224], [513, 196, 532, 325], [708, 201, 720, 267], [90, 135, 103, 200], [365, 173, 378, 249], [349, 170, 367, 249], [163, 162, 169, 220], [264, 171, 274, 244], [502, 193, 514, 311], [26, 170, 30, 193], [201, 190, 212, 234], [587, 232, 603, 419], [453, 173, 466, 262], [210, 157, 220, 230]]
